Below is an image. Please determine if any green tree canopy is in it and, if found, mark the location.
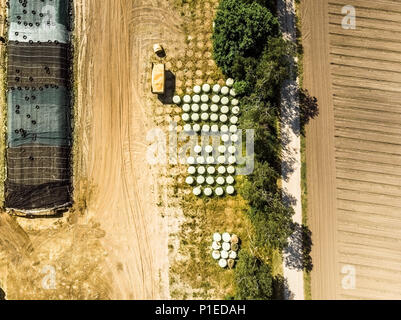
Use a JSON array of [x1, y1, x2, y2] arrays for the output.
[[213, 0, 280, 75], [235, 250, 273, 300]]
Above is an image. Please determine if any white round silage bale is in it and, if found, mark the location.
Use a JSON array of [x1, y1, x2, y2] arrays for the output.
[[197, 166, 206, 175], [191, 103, 200, 112], [227, 166, 235, 175], [188, 166, 196, 175], [219, 259, 228, 268], [218, 145, 226, 154], [229, 125, 238, 133], [196, 156, 205, 165], [193, 187, 201, 196], [230, 88, 237, 97], [206, 156, 215, 164], [226, 176, 235, 185], [204, 187, 213, 196], [183, 95, 191, 103], [230, 116, 239, 124], [222, 232, 231, 242], [201, 94, 209, 103], [193, 124, 201, 132], [210, 114, 219, 122], [210, 104, 219, 112], [231, 99, 239, 106], [187, 156, 195, 165], [192, 95, 201, 103], [202, 124, 210, 132], [215, 187, 224, 196], [212, 250, 221, 260], [206, 176, 215, 185], [222, 134, 230, 143], [201, 113, 209, 121], [216, 177, 225, 185], [221, 125, 229, 133], [226, 186, 235, 195], [211, 125, 219, 133], [193, 85, 201, 94], [202, 83, 211, 93], [213, 84, 221, 93], [191, 113, 200, 122], [197, 175, 205, 185], [182, 113, 190, 122], [232, 106, 240, 115], [228, 156, 237, 164], [231, 134, 239, 143], [212, 95, 220, 104], [221, 97, 229, 105], [226, 78, 234, 87], [182, 104, 191, 112], [221, 86, 229, 95], [228, 146, 236, 154], [218, 166, 226, 175], [222, 242, 231, 251], [194, 145, 202, 154], [221, 250, 229, 259], [229, 251, 237, 260], [186, 176, 194, 185], [205, 145, 213, 154], [173, 96, 181, 104], [213, 233, 222, 242], [207, 166, 216, 175], [220, 114, 228, 123], [212, 241, 221, 250], [184, 124, 192, 132], [218, 156, 226, 164], [201, 103, 209, 112], [221, 106, 229, 114]]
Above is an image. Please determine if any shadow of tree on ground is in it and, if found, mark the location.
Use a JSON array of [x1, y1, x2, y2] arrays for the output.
[[283, 223, 313, 272]]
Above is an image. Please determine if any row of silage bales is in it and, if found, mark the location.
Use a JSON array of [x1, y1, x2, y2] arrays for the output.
[[211, 232, 240, 269], [173, 79, 240, 197], [5, 0, 73, 211]]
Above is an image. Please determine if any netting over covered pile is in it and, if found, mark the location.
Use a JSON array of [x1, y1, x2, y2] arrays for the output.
[[6, 0, 72, 211]]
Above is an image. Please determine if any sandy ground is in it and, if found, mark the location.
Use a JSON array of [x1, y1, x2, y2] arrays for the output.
[[277, 0, 304, 300], [302, 0, 401, 299], [301, 0, 338, 300], [73, 0, 184, 299]]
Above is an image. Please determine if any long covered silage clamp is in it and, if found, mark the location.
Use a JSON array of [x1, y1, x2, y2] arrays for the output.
[[5, 0, 73, 213]]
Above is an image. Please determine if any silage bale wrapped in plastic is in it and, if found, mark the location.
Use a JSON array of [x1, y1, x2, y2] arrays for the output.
[[212, 95, 220, 104], [202, 84, 211, 93], [215, 187, 224, 196], [182, 104, 191, 112], [193, 124, 201, 132], [217, 156, 226, 164], [201, 94, 209, 103], [231, 134, 239, 143], [230, 116, 239, 124], [183, 95, 191, 103], [221, 97, 229, 105], [221, 106, 229, 114], [226, 186, 235, 195], [191, 113, 200, 122], [226, 176, 235, 185], [173, 96, 181, 104], [182, 113, 190, 122], [226, 78, 234, 87], [192, 95, 201, 103], [222, 242, 231, 251], [221, 86, 229, 95], [206, 156, 215, 165], [193, 187, 201, 196], [196, 156, 205, 165], [229, 251, 237, 260], [213, 84, 221, 93], [211, 125, 219, 133], [186, 176, 194, 185], [193, 85, 201, 94], [206, 176, 215, 185], [221, 125, 229, 133], [231, 99, 239, 106], [205, 145, 213, 154], [207, 166, 216, 175], [184, 124, 192, 132], [218, 145, 226, 154], [230, 89, 237, 97], [204, 187, 213, 197], [213, 233, 222, 242], [202, 124, 210, 132], [210, 104, 219, 112], [197, 166, 206, 175], [222, 233, 231, 242], [221, 250, 229, 259], [228, 156, 237, 165], [212, 241, 221, 250], [219, 259, 228, 268], [196, 176, 205, 185], [220, 115, 228, 123], [187, 156, 195, 165], [221, 134, 230, 143], [201, 103, 209, 112], [228, 146, 236, 154], [212, 251, 221, 260], [229, 125, 238, 133], [216, 177, 225, 185], [217, 166, 226, 175], [232, 106, 240, 115], [210, 114, 219, 122], [188, 166, 196, 175], [191, 103, 200, 112]]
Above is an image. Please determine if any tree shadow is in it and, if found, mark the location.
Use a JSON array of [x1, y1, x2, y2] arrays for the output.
[[299, 88, 319, 136], [283, 223, 313, 272], [0, 287, 6, 300], [157, 70, 176, 105], [273, 275, 293, 300]]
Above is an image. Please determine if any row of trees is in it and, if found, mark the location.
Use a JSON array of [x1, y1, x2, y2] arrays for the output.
[[213, 0, 312, 299]]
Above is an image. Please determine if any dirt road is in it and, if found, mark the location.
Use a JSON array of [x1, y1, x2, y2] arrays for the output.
[[73, 0, 184, 299]]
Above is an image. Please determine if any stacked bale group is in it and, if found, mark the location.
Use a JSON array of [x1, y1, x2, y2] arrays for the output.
[[5, 0, 72, 210]]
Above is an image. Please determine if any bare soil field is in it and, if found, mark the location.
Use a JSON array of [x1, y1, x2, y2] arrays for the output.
[[302, 0, 401, 299]]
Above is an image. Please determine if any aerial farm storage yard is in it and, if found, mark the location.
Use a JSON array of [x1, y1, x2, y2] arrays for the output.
[[0, 0, 400, 302]]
